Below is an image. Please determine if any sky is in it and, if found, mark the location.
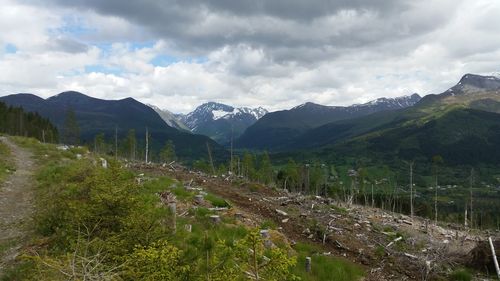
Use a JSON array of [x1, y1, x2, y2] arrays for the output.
[[0, 0, 499, 113]]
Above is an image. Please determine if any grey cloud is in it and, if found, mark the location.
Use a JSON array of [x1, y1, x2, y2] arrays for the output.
[[49, 36, 89, 53], [39, 0, 455, 63]]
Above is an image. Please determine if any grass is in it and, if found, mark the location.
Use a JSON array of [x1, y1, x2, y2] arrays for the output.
[[449, 268, 472, 281], [0, 139, 14, 183], [292, 242, 365, 281], [204, 193, 231, 208], [260, 219, 277, 230]]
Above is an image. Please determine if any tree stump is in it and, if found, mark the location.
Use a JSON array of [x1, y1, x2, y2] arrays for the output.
[[168, 202, 177, 233], [305, 257, 312, 273], [194, 194, 204, 204], [210, 215, 221, 224]]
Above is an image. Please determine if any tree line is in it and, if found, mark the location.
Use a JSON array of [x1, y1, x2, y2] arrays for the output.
[[0, 101, 58, 142], [192, 151, 499, 230]]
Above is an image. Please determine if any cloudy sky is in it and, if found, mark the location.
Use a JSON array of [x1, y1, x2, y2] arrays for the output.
[[1, 0, 499, 113]]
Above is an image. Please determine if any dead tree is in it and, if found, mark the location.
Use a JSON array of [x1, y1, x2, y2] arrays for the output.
[[114, 126, 118, 159], [145, 127, 149, 164], [434, 175, 438, 225], [488, 237, 500, 279], [409, 161, 414, 218], [206, 142, 216, 175], [470, 168, 474, 229]]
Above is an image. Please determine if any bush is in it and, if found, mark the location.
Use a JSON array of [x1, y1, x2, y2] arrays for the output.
[[449, 268, 472, 281], [205, 193, 230, 208]]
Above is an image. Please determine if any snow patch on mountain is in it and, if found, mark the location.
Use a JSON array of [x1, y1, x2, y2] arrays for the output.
[[179, 102, 268, 131]]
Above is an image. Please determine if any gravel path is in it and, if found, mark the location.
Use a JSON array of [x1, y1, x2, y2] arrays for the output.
[[0, 137, 35, 274]]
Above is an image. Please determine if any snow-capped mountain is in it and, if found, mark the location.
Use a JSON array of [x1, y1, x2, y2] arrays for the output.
[[178, 102, 268, 144], [353, 93, 422, 110], [236, 94, 421, 150], [148, 104, 190, 132]]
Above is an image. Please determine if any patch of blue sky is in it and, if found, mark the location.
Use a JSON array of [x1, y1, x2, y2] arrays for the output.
[[51, 15, 96, 37], [4, 43, 17, 54], [150, 54, 180, 66], [84, 64, 123, 75], [150, 54, 208, 66]]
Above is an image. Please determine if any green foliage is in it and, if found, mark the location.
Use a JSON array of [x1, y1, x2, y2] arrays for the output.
[[160, 140, 176, 163], [449, 268, 472, 281], [0, 102, 58, 143], [205, 193, 230, 208], [260, 219, 277, 230], [242, 151, 256, 179], [63, 107, 80, 145], [7, 138, 364, 281], [123, 129, 137, 160], [123, 240, 190, 280], [93, 132, 105, 154], [292, 242, 365, 281], [258, 151, 273, 184], [235, 229, 298, 281], [0, 140, 14, 183]]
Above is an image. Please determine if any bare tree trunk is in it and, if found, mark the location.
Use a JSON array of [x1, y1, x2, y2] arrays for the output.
[[206, 142, 216, 175], [470, 168, 474, 229], [114, 126, 118, 160], [409, 162, 414, 218], [145, 127, 149, 164], [488, 237, 500, 279], [230, 126, 233, 175], [434, 175, 438, 225], [464, 203, 468, 228], [371, 184, 374, 208]]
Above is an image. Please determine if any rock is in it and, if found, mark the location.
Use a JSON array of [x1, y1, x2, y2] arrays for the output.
[[275, 209, 288, 216]]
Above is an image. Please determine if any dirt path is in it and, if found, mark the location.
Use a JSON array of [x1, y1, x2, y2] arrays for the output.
[[0, 137, 35, 274]]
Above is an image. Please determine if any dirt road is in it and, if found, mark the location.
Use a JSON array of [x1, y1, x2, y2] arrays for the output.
[[0, 137, 35, 274]]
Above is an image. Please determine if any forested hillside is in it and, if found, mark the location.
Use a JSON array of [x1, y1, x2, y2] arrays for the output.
[[0, 101, 58, 142]]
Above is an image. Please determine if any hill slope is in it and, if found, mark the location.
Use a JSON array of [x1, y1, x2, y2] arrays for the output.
[[148, 104, 190, 132], [294, 74, 500, 166], [235, 94, 421, 150], [0, 91, 225, 160]]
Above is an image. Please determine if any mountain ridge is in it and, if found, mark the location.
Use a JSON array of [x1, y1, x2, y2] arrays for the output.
[[0, 91, 226, 160], [235, 93, 422, 150], [177, 102, 268, 144]]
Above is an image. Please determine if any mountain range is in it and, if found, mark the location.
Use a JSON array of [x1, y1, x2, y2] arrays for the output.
[[262, 73, 500, 167], [235, 94, 422, 150], [2, 73, 499, 168], [0, 91, 226, 160], [151, 102, 268, 145]]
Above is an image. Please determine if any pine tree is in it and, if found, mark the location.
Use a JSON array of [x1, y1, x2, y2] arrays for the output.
[[160, 140, 176, 163], [258, 151, 273, 184], [63, 108, 80, 145], [124, 129, 137, 160]]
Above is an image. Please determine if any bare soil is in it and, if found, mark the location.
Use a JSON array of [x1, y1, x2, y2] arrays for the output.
[[0, 137, 35, 274]]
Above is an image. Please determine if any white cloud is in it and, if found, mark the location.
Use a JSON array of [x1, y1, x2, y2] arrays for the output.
[[1, 0, 500, 114]]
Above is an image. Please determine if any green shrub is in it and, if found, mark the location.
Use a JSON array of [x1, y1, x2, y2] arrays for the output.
[[449, 268, 472, 281], [205, 193, 230, 208]]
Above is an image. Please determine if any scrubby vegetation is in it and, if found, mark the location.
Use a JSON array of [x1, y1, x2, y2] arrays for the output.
[[2, 137, 364, 280]]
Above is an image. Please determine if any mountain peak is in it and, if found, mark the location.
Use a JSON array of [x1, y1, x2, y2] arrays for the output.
[[47, 91, 96, 104], [456, 73, 500, 90], [178, 102, 268, 143]]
